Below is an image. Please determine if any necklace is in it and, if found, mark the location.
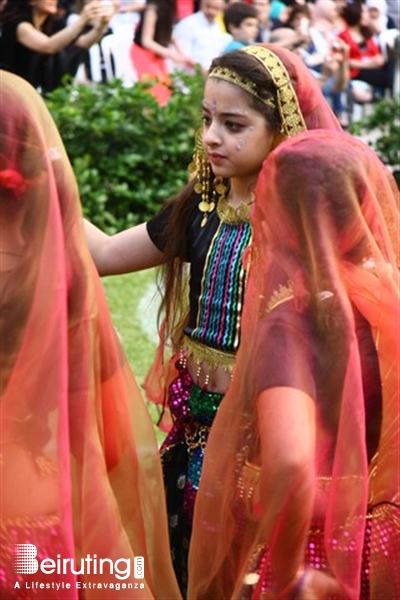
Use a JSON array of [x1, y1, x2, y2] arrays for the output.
[[217, 192, 255, 225]]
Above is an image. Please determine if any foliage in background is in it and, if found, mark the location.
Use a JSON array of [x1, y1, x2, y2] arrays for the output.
[[350, 97, 400, 187], [46, 70, 204, 232]]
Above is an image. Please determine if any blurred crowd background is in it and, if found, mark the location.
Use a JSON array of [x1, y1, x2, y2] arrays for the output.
[[1, 0, 398, 126]]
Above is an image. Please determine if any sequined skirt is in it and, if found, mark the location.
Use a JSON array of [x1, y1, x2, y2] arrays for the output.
[[160, 359, 224, 596], [239, 503, 399, 600], [0, 515, 71, 599]]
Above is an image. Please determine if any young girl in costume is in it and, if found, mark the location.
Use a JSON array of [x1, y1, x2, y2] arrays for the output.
[[0, 71, 181, 600], [189, 130, 400, 599], [85, 43, 341, 594]]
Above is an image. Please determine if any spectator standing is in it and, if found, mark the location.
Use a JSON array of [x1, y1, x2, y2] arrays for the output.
[[131, 0, 195, 105], [173, 0, 230, 74], [0, 0, 116, 93], [222, 2, 259, 52]]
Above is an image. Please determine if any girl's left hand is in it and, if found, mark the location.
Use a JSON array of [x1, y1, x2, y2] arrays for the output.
[[295, 568, 346, 600]]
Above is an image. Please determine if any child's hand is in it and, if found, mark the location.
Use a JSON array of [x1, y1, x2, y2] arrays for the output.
[[295, 568, 346, 600]]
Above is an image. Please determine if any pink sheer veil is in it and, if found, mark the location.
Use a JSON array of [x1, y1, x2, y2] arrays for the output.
[[188, 130, 399, 599], [0, 71, 181, 599]]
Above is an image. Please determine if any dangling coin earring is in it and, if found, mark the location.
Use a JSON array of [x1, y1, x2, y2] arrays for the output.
[[196, 156, 216, 227], [189, 129, 218, 227]]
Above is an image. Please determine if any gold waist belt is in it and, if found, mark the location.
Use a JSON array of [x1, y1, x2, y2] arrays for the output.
[[182, 336, 236, 374]]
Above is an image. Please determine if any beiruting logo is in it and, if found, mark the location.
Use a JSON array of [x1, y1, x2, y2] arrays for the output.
[[12, 544, 145, 593]]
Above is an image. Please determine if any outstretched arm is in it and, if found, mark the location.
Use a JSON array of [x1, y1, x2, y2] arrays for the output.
[[16, 0, 115, 54], [257, 386, 315, 589], [84, 219, 166, 276]]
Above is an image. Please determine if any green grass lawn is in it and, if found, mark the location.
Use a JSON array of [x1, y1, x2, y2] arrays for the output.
[[101, 268, 166, 443]]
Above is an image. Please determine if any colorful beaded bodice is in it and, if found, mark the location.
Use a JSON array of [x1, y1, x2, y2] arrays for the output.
[[190, 218, 252, 353]]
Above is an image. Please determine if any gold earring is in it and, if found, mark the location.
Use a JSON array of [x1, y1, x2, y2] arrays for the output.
[[189, 129, 217, 227], [196, 155, 216, 227]]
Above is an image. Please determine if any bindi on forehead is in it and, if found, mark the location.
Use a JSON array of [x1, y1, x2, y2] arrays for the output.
[[202, 99, 251, 119], [202, 99, 217, 114], [205, 79, 256, 110]]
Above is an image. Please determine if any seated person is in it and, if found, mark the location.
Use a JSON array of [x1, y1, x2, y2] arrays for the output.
[[0, 0, 116, 93], [338, 0, 396, 102], [269, 4, 313, 51], [223, 2, 259, 53]]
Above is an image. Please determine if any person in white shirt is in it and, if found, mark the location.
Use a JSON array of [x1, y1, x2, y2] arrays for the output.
[[173, 0, 230, 73]]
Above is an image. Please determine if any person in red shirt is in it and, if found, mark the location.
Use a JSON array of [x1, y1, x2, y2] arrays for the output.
[[338, 0, 395, 101]]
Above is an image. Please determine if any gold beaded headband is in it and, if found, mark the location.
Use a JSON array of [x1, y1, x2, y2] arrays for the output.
[[244, 46, 307, 136], [208, 65, 276, 110], [208, 45, 307, 137]]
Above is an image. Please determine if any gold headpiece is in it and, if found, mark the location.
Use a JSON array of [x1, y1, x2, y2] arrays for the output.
[[208, 66, 276, 110], [243, 45, 307, 137]]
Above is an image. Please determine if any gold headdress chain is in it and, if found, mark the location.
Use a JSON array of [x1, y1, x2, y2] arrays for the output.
[[209, 45, 307, 138]]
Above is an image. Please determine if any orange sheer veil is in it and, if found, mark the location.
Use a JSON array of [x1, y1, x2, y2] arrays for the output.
[[188, 131, 399, 599], [0, 71, 181, 599]]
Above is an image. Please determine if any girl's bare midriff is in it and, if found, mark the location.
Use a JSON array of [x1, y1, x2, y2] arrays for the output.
[[186, 354, 233, 395]]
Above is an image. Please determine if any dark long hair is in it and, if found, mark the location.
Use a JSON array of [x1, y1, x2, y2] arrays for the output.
[[0, 0, 60, 33], [340, 0, 374, 39], [134, 0, 177, 47], [0, 0, 29, 24]]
